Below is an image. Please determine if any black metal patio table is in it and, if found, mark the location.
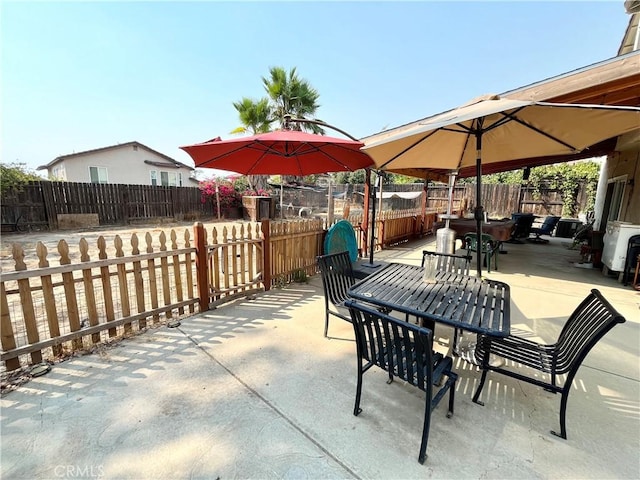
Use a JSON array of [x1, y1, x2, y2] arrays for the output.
[[347, 262, 510, 338]]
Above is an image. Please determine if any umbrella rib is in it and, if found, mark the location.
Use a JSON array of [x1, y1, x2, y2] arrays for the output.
[[245, 148, 271, 175], [498, 112, 581, 152], [378, 130, 439, 169]]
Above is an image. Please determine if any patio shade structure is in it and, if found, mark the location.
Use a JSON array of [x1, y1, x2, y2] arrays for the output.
[[180, 129, 373, 176], [362, 94, 640, 276]]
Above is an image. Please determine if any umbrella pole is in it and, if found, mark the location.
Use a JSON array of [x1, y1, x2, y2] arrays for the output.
[[362, 169, 380, 268], [474, 133, 483, 278]]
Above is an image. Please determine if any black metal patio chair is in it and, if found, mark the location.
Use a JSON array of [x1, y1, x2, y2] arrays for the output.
[[421, 250, 472, 274], [316, 251, 356, 337], [471, 289, 626, 439], [345, 299, 457, 464], [420, 251, 472, 351]]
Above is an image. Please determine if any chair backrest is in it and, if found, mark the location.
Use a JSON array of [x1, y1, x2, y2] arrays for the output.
[[464, 233, 496, 253], [554, 289, 626, 375], [324, 220, 359, 262], [422, 251, 471, 275], [626, 235, 640, 269], [345, 299, 434, 392], [511, 214, 536, 238], [317, 251, 356, 307], [538, 216, 561, 234]]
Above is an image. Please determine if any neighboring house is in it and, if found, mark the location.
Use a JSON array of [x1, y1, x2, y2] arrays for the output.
[[37, 141, 199, 187], [362, 8, 640, 228]]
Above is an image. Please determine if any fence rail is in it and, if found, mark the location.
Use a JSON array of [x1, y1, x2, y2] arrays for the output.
[[203, 223, 264, 307], [1, 229, 198, 371]]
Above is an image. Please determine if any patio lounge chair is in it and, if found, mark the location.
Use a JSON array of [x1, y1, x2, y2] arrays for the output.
[[506, 213, 536, 244], [316, 251, 356, 337], [527, 215, 561, 243], [471, 289, 626, 439], [345, 299, 457, 464], [464, 233, 499, 273]]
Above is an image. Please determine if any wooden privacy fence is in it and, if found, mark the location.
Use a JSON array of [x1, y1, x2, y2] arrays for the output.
[[1, 229, 199, 372], [0, 181, 212, 230], [427, 183, 591, 218]]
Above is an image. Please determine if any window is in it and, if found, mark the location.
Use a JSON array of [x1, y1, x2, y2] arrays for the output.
[[150, 170, 158, 186], [603, 175, 627, 223], [178, 172, 183, 187], [89, 166, 108, 184], [160, 171, 177, 186]]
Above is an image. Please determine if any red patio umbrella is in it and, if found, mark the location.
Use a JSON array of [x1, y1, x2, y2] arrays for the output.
[[180, 129, 374, 175]]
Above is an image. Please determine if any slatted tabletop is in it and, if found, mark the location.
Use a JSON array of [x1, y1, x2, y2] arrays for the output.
[[348, 263, 510, 337]]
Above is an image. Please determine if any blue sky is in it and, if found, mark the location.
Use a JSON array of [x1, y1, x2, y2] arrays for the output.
[[1, 1, 632, 177]]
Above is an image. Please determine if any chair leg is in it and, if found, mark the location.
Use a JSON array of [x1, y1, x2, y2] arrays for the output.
[[324, 310, 329, 337], [472, 369, 488, 406], [447, 376, 456, 418], [354, 365, 363, 416], [418, 395, 431, 464], [452, 328, 460, 355], [551, 391, 569, 439]]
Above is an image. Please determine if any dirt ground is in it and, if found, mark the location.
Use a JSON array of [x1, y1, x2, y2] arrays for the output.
[[0, 218, 257, 273]]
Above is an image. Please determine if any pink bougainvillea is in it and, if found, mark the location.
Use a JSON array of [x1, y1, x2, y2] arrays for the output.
[[198, 177, 272, 218], [198, 179, 241, 217]]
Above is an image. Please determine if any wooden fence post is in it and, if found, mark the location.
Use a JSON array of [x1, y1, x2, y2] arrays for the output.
[[261, 219, 271, 291], [120, 185, 130, 225], [194, 222, 209, 312], [40, 181, 58, 230]]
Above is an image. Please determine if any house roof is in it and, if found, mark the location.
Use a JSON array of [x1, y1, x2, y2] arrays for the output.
[[38, 141, 194, 171], [362, 50, 640, 146], [362, 35, 640, 180]]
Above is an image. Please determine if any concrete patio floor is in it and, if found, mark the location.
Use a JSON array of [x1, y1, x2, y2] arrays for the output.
[[1, 235, 639, 479]]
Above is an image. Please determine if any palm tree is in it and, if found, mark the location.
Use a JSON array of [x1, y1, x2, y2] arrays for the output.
[[230, 97, 272, 135], [230, 97, 273, 191], [232, 66, 325, 188], [262, 66, 324, 134]]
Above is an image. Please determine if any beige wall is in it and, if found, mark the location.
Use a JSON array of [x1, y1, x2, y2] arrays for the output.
[[605, 148, 640, 224], [50, 144, 195, 186]]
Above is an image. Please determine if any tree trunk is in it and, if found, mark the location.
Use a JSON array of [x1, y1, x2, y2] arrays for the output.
[[249, 175, 269, 192]]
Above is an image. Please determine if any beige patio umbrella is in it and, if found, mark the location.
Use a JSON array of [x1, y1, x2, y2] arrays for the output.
[[362, 94, 640, 276]]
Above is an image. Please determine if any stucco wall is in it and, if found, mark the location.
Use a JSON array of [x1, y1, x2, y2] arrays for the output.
[[606, 148, 640, 224], [52, 144, 194, 186]]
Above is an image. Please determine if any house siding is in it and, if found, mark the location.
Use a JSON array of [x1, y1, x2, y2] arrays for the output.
[[48, 144, 196, 186]]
